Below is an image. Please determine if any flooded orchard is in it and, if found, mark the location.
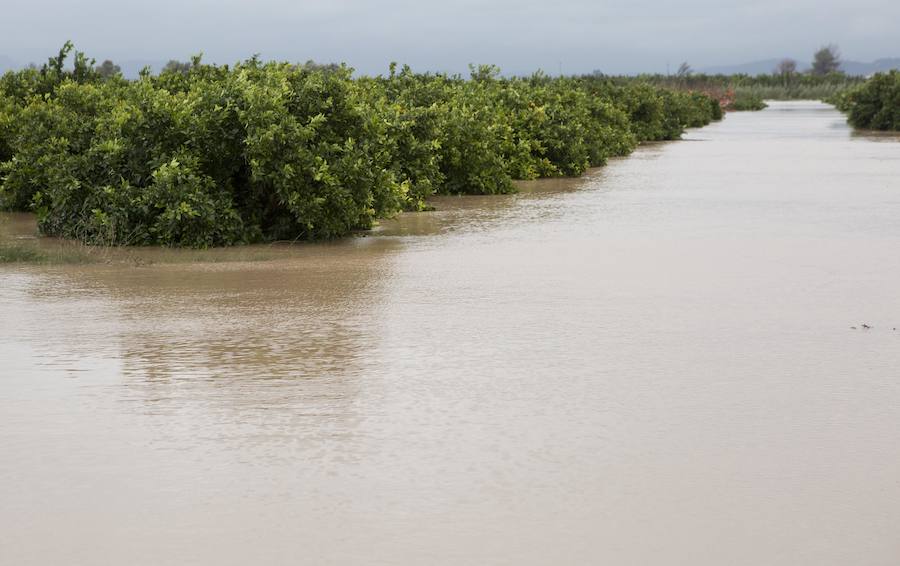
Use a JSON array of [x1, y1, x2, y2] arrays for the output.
[[2, 101, 900, 565]]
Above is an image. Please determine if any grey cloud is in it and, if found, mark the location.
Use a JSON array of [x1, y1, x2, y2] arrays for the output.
[[1, 0, 898, 75]]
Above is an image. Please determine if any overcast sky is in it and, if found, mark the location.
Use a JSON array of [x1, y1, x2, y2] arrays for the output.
[[1, 0, 898, 75]]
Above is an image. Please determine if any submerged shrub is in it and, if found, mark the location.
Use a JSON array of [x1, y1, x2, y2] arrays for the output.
[[357, 67, 445, 210], [728, 92, 767, 111], [838, 71, 900, 131], [1, 59, 407, 245], [237, 63, 404, 239], [0, 44, 723, 247], [0, 94, 17, 189]]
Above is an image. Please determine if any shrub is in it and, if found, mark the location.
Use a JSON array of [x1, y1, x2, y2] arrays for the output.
[[0, 44, 723, 247], [729, 92, 767, 111], [838, 71, 900, 131]]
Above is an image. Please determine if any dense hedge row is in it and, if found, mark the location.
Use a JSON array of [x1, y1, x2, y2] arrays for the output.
[[831, 71, 900, 131], [624, 72, 863, 90], [616, 72, 864, 104], [0, 46, 722, 247]]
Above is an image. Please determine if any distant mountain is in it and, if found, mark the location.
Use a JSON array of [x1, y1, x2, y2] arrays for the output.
[[700, 58, 807, 76], [841, 58, 900, 76], [700, 57, 900, 77]]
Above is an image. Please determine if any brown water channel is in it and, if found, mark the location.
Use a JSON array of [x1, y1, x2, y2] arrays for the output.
[[2, 101, 899, 565]]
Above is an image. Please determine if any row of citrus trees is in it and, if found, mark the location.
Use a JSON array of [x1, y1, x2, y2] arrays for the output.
[[615, 72, 863, 105], [830, 70, 900, 131], [0, 46, 722, 247]]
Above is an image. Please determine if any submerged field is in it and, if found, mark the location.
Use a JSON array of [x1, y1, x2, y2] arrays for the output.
[[2, 101, 900, 565]]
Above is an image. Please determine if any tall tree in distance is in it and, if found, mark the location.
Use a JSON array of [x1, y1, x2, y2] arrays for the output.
[[774, 58, 797, 86], [302, 59, 340, 72], [676, 62, 693, 78], [162, 60, 192, 74], [95, 60, 121, 79], [774, 58, 797, 76], [811, 45, 841, 75]]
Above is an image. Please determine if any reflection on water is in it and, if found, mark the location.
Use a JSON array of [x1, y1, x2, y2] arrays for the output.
[[2, 101, 900, 565]]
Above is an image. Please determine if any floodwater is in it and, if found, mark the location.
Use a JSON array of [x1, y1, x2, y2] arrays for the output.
[[2, 101, 900, 565]]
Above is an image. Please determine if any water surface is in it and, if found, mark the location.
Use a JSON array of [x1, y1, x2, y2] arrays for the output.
[[2, 101, 900, 565]]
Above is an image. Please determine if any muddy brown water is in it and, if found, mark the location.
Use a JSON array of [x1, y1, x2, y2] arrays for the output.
[[2, 101, 900, 565]]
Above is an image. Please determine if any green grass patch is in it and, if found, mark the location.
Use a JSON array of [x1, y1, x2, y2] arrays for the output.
[[0, 242, 45, 263]]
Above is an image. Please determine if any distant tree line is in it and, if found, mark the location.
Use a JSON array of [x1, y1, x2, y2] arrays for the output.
[[773, 44, 842, 82]]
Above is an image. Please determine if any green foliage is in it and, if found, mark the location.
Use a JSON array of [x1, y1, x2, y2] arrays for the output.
[[729, 92, 767, 111], [833, 71, 900, 131], [592, 81, 720, 141], [0, 94, 14, 177], [0, 44, 723, 247], [613, 72, 864, 102], [733, 83, 851, 102]]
